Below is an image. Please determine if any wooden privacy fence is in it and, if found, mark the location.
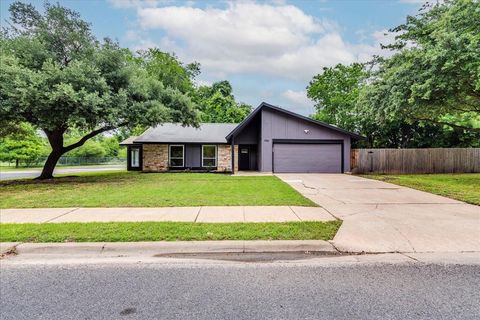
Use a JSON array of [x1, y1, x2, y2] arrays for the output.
[[351, 148, 480, 174]]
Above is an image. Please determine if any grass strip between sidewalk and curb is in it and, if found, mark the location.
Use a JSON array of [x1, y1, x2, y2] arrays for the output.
[[0, 221, 342, 243]]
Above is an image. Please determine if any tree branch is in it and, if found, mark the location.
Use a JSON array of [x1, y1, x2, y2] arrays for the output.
[[449, 104, 480, 113], [413, 117, 480, 132], [63, 123, 127, 153], [468, 88, 480, 99]]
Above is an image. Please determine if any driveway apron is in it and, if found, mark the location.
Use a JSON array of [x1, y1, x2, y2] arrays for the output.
[[277, 173, 480, 253]]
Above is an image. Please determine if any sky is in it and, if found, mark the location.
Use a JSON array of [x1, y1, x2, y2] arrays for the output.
[[0, 0, 426, 115]]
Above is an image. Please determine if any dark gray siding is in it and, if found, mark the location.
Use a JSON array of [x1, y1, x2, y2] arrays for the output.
[[236, 117, 260, 171], [250, 148, 257, 170], [235, 119, 259, 144], [257, 114, 263, 171], [185, 144, 201, 168], [260, 108, 351, 172]]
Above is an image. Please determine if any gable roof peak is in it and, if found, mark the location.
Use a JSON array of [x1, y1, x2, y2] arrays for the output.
[[226, 102, 366, 140]]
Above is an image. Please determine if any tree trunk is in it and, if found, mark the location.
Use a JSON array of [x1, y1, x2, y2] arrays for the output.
[[37, 150, 63, 179], [15, 159, 19, 168], [36, 129, 66, 180], [35, 125, 118, 179]]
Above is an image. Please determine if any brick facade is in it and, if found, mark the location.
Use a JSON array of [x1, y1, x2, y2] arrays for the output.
[[142, 143, 238, 173], [142, 144, 168, 172], [217, 144, 237, 173], [217, 145, 231, 172], [234, 145, 238, 173]]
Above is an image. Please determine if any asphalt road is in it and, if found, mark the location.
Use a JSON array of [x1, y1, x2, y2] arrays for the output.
[[0, 165, 126, 180], [1, 260, 479, 320]]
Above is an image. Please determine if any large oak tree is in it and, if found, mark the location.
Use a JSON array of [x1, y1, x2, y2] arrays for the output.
[[361, 0, 480, 132], [0, 2, 198, 179], [307, 0, 479, 148]]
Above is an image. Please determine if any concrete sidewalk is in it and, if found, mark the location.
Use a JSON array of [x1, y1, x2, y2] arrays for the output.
[[0, 206, 336, 223]]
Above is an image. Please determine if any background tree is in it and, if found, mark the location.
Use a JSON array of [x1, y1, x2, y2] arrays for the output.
[[0, 123, 46, 167], [65, 140, 106, 158], [308, 61, 479, 148], [307, 0, 479, 147], [99, 136, 123, 158], [135, 48, 200, 95], [307, 63, 366, 133], [196, 81, 252, 123], [0, 2, 198, 179], [361, 0, 480, 133]]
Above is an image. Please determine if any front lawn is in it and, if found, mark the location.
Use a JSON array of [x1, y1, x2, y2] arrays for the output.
[[0, 171, 316, 208], [364, 173, 480, 205], [0, 221, 341, 242]]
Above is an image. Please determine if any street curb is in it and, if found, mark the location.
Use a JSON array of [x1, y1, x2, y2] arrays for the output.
[[10, 240, 338, 256], [0, 242, 21, 256]]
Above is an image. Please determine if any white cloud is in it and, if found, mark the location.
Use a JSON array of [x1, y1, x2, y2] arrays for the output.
[[132, 38, 157, 51], [372, 29, 397, 47], [135, 2, 374, 81], [282, 90, 313, 108], [194, 79, 212, 87], [124, 30, 139, 41]]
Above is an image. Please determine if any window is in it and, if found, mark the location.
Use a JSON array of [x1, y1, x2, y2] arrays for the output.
[[130, 148, 140, 168], [169, 145, 184, 167], [202, 145, 217, 167]]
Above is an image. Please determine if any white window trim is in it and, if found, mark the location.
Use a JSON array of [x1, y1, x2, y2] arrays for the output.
[[169, 144, 184, 167], [202, 145, 217, 168]]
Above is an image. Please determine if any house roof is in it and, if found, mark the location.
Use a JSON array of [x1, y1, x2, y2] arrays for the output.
[[119, 136, 138, 146], [122, 102, 365, 146], [225, 102, 366, 140], [134, 123, 238, 144]]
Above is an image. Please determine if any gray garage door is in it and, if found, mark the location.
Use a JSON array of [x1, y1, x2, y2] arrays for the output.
[[273, 143, 342, 173]]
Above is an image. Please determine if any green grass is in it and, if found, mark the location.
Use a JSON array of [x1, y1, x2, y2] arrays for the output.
[[0, 221, 341, 242], [0, 171, 316, 208], [364, 173, 480, 205]]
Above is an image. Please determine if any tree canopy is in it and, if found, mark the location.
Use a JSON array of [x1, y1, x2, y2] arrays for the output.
[[307, 0, 480, 147], [196, 81, 252, 123], [307, 63, 366, 133], [0, 123, 46, 167], [360, 0, 480, 133], [0, 2, 198, 178], [133, 48, 200, 95]]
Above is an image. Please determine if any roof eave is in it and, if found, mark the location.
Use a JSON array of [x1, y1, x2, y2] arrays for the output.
[[132, 141, 229, 144]]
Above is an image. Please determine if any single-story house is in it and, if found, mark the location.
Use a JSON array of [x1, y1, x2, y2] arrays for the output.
[[120, 102, 365, 173]]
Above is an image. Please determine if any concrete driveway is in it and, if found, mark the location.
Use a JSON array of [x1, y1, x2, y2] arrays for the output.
[[277, 174, 480, 253]]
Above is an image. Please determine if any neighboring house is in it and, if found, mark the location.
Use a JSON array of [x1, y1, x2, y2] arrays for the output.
[[120, 102, 364, 173]]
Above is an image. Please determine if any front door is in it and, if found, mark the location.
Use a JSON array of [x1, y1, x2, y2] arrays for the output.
[[239, 146, 250, 170]]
